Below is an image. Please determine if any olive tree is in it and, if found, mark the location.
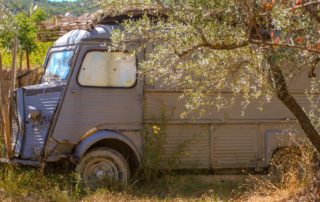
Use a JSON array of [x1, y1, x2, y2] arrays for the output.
[[1, 0, 47, 70], [98, 0, 320, 152], [0, 0, 17, 50], [15, 7, 46, 70]]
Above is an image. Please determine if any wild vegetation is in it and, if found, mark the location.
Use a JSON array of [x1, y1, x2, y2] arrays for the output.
[[0, 163, 238, 201], [0, 42, 52, 69], [3, 0, 97, 17]]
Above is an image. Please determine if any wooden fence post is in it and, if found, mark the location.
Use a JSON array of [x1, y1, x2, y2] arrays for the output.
[[0, 38, 18, 158], [0, 52, 3, 146], [0, 51, 12, 158]]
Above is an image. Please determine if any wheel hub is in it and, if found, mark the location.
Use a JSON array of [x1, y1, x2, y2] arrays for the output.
[[95, 170, 106, 180], [77, 149, 130, 189]]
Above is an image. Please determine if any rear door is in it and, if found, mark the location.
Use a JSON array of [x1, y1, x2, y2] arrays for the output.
[[50, 43, 143, 146]]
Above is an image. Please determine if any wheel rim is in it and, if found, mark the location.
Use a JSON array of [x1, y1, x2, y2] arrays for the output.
[[83, 157, 124, 186]]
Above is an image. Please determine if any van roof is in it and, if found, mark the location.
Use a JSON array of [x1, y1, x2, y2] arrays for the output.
[[54, 24, 122, 46]]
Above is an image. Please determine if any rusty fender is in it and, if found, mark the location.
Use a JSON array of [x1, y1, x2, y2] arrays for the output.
[[73, 130, 141, 163]]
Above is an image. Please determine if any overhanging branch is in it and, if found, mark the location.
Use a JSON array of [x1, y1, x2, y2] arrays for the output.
[[286, 0, 320, 11], [175, 41, 249, 58], [250, 39, 320, 54]]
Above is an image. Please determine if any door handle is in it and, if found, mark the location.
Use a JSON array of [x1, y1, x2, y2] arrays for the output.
[[71, 89, 81, 94]]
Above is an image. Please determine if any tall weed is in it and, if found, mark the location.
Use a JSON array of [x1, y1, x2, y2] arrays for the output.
[[238, 78, 320, 201]]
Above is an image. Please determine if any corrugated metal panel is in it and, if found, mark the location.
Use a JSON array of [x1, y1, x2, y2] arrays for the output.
[[144, 92, 311, 121], [211, 124, 258, 168], [22, 92, 61, 159], [158, 124, 210, 169], [11, 115, 18, 149]]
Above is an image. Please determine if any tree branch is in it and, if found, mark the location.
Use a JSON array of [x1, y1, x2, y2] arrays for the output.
[[250, 39, 320, 54], [286, 0, 320, 11], [175, 41, 249, 58]]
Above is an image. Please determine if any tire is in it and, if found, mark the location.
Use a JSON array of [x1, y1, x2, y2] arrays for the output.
[[76, 147, 130, 189], [268, 147, 304, 184]]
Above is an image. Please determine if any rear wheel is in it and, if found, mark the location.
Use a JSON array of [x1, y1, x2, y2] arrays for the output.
[[269, 147, 303, 184], [76, 147, 130, 189]]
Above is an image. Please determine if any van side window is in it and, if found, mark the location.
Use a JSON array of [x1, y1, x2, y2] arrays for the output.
[[78, 51, 137, 87]]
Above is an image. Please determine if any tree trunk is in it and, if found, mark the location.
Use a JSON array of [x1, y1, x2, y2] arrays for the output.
[[267, 55, 320, 153], [26, 50, 30, 71]]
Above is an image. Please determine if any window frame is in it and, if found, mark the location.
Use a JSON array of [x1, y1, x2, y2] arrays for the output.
[[77, 50, 138, 89], [42, 44, 77, 82], [43, 50, 75, 81]]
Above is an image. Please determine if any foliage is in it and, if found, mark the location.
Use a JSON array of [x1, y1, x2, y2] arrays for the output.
[[305, 78, 320, 130], [30, 42, 53, 67], [0, 42, 52, 68], [0, 1, 48, 67], [15, 12, 37, 53], [0, 0, 17, 50], [98, 0, 320, 151], [31, 7, 47, 24], [141, 107, 168, 180], [15, 7, 47, 65], [3, 0, 98, 17], [99, 0, 315, 112], [0, 165, 80, 201]]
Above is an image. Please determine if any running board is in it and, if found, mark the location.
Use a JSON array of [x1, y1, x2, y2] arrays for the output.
[[0, 158, 40, 166]]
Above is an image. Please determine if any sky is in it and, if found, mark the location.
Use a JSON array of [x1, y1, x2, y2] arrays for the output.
[[47, 0, 78, 2]]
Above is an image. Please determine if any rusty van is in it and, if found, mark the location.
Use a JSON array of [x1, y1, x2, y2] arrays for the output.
[[5, 24, 311, 187]]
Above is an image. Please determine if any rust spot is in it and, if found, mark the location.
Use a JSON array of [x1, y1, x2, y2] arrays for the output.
[[80, 127, 98, 141]]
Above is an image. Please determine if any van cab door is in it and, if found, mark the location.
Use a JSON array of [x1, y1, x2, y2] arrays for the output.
[[50, 43, 143, 152]]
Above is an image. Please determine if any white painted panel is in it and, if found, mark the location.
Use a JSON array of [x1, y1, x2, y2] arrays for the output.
[[79, 51, 136, 87]]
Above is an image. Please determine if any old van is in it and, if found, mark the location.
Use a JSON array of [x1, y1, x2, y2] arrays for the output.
[[5, 24, 309, 187]]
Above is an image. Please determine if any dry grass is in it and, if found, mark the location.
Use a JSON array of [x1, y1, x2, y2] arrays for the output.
[[237, 141, 320, 202], [0, 143, 317, 202], [0, 164, 238, 202]]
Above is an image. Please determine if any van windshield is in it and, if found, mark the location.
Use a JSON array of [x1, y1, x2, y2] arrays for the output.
[[43, 50, 74, 83]]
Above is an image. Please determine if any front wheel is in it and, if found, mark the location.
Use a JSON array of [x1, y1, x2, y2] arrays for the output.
[[76, 147, 130, 189]]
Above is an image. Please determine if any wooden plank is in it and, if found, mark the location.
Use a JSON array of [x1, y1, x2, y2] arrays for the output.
[[0, 51, 12, 158], [0, 53, 3, 141], [0, 39, 17, 158], [8, 38, 18, 157]]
